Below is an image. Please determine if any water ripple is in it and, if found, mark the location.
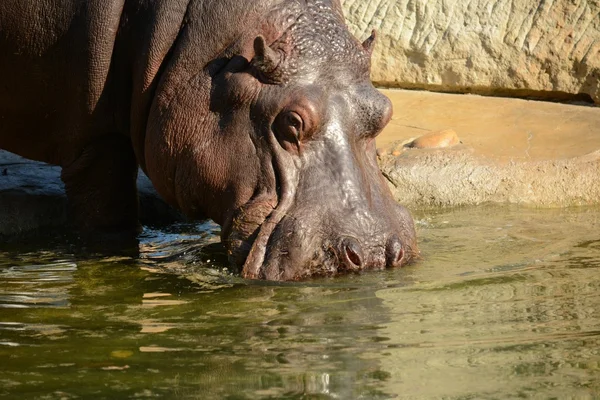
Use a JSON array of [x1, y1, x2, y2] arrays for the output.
[[0, 261, 76, 308]]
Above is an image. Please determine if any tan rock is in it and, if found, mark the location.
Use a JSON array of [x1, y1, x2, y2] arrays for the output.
[[406, 129, 460, 149], [342, 0, 600, 103], [377, 129, 460, 157]]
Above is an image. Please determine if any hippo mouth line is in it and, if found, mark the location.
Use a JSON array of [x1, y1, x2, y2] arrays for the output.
[[237, 130, 299, 279]]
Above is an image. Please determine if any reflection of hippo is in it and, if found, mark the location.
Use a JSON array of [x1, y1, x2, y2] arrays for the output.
[[0, 0, 417, 280]]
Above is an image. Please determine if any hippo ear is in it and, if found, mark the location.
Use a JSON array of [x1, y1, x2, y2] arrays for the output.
[[251, 35, 286, 84], [362, 30, 377, 55]]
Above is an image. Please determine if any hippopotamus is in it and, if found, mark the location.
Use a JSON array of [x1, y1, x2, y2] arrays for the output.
[[0, 0, 417, 280]]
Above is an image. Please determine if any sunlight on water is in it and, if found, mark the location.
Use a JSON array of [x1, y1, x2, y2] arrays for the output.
[[1, 206, 599, 399]]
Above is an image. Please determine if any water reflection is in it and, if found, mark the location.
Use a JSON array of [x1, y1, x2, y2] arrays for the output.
[[0, 206, 599, 399], [376, 257, 600, 398]]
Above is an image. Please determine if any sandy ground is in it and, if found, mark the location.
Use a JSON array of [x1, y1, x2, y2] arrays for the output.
[[377, 89, 600, 162]]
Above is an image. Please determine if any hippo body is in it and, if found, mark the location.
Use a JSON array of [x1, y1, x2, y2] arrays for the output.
[[0, 0, 417, 280]]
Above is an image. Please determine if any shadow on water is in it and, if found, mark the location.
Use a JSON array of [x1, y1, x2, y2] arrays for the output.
[[1, 205, 600, 399]]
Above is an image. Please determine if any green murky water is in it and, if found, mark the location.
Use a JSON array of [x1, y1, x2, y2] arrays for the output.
[[1, 206, 600, 399]]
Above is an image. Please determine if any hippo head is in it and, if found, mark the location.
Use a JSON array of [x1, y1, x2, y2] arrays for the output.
[[144, 0, 417, 280]]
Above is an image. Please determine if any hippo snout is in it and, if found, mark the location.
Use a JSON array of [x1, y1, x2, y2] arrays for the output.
[[338, 233, 409, 272]]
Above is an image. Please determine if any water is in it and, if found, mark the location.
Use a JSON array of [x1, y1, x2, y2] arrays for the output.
[[1, 206, 599, 399]]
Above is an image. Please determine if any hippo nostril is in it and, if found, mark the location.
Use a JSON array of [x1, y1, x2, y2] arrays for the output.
[[341, 237, 364, 270], [386, 235, 405, 268]]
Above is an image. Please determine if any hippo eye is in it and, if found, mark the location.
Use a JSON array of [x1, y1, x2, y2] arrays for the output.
[[273, 111, 304, 147], [285, 112, 303, 133]]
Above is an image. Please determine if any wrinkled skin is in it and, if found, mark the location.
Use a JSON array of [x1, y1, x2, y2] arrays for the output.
[[0, 0, 417, 280]]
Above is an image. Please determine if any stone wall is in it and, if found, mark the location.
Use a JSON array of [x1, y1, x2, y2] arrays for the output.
[[341, 0, 600, 103]]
